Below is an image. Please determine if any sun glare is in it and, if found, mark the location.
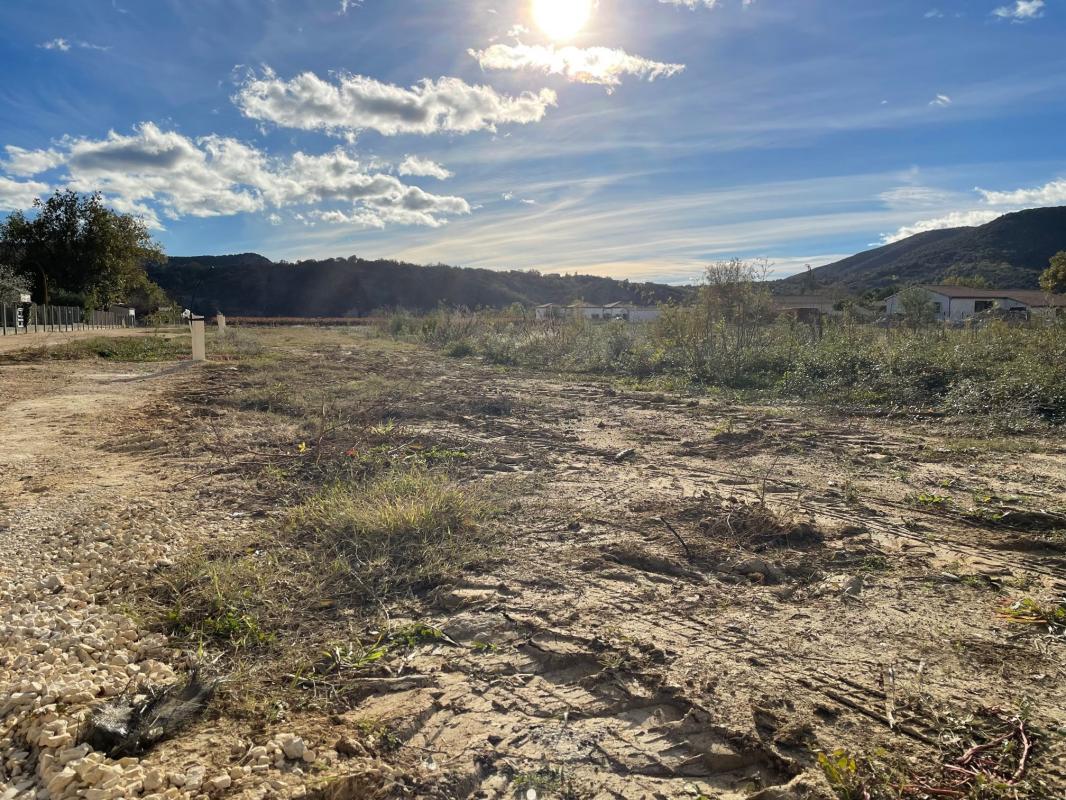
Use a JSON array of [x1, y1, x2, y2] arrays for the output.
[[532, 0, 593, 41]]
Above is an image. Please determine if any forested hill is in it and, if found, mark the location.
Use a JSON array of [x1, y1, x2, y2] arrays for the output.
[[777, 206, 1066, 293], [147, 254, 690, 316]]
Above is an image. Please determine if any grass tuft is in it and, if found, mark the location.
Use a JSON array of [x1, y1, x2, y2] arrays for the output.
[[286, 467, 488, 602]]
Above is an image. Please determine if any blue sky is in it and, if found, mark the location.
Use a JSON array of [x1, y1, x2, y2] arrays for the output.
[[1, 0, 1064, 283]]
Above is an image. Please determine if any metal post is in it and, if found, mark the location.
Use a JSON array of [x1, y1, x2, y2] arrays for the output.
[[2, 303, 7, 336]]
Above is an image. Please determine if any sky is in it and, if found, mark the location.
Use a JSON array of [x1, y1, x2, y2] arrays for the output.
[[0, 0, 1064, 284]]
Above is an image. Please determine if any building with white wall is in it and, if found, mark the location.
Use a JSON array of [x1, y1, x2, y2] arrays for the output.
[[535, 301, 662, 322], [884, 286, 1066, 322]]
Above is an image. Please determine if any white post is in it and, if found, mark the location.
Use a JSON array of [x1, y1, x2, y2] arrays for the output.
[[191, 319, 206, 362], [216, 313, 227, 336]]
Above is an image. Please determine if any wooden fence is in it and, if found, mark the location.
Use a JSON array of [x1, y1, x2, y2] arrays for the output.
[[0, 303, 127, 335]]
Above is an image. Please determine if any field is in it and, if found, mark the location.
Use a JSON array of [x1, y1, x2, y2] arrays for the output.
[[1, 325, 1064, 800]]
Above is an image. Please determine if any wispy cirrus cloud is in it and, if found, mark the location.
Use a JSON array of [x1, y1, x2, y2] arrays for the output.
[[233, 68, 556, 137], [993, 1, 1045, 21], [469, 43, 684, 91], [656, 0, 754, 9], [2, 123, 470, 230], [398, 155, 453, 180], [39, 37, 110, 52], [929, 93, 952, 107]]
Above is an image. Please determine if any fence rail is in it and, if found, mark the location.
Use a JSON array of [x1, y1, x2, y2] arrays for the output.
[[0, 303, 129, 335]]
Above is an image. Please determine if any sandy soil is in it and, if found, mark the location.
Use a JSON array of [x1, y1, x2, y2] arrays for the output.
[[2, 330, 1064, 800]]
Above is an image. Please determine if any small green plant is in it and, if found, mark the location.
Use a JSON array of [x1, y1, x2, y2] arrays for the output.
[[368, 418, 399, 437], [913, 492, 951, 507], [859, 555, 891, 573], [443, 340, 474, 357], [997, 597, 1066, 632], [816, 749, 868, 800]]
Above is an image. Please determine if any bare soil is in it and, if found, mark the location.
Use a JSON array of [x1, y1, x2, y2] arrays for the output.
[[3, 328, 1064, 800]]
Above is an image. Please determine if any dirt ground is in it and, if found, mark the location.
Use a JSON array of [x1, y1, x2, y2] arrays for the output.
[[2, 328, 1064, 800]]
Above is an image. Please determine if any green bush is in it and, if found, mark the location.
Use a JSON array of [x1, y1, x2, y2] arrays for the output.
[[383, 307, 1066, 427]]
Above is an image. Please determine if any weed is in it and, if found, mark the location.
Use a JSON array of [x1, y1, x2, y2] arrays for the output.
[[997, 598, 1066, 633], [859, 555, 891, 573], [511, 766, 587, 799], [368, 419, 399, 437], [443, 340, 474, 357], [286, 466, 491, 603], [0, 335, 189, 364], [912, 492, 952, 508], [816, 749, 869, 800]]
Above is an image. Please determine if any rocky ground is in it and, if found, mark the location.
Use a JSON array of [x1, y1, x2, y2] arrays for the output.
[[1, 329, 1064, 800]]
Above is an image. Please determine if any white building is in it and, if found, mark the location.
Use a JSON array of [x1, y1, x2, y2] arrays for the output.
[[535, 301, 661, 322], [885, 286, 1066, 322]]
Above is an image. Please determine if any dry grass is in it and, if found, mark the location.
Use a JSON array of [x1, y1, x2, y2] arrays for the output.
[[286, 467, 491, 603]]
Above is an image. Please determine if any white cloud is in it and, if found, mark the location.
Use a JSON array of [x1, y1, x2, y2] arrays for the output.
[[657, 0, 754, 8], [233, 68, 556, 136], [878, 185, 954, 208], [38, 37, 109, 52], [469, 43, 684, 91], [929, 93, 952, 107], [1, 123, 471, 231], [398, 155, 453, 180], [924, 9, 945, 18], [2, 146, 65, 177], [993, 1, 1045, 21], [977, 178, 1066, 206], [0, 176, 49, 211], [880, 176, 1066, 244], [880, 209, 1004, 243], [338, 0, 362, 13]]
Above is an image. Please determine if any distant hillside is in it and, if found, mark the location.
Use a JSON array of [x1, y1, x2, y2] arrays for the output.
[[779, 206, 1066, 293], [148, 254, 690, 316]]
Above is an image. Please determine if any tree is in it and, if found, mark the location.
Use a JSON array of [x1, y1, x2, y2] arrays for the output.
[[1040, 251, 1066, 295], [941, 274, 991, 289], [0, 190, 166, 307], [897, 286, 937, 330], [0, 263, 31, 302]]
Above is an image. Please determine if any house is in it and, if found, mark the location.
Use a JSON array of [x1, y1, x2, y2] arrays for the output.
[[109, 304, 138, 325], [771, 295, 840, 316], [884, 286, 1066, 322], [534, 301, 661, 322]]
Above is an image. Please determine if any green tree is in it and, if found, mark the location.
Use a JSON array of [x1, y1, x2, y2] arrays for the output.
[[897, 286, 937, 330], [0, 263, 31, 302], [1040, 251, 1066, 295], [941, 274, 991, 289], [0, 190, 167, 307]]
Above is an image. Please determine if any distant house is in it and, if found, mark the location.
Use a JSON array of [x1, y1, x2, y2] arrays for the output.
[[109, 304, 138, 325], [771, 295, 840, 316], [884, 285, 1066, 322], [535, 301, 661, 322]]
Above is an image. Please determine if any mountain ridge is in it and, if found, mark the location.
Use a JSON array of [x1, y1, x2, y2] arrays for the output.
[[780, 206, 1066, 293], [148, 254, 690, 316]]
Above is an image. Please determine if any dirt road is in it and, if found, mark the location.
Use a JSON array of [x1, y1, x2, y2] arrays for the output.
[[2, 331, 1064, 800]]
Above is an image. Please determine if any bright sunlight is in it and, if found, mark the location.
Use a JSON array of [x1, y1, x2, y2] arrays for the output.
[[532, 0, 593, 41]]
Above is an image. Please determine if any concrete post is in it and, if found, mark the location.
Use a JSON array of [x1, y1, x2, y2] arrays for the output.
[[191, 318, 206, 361], [216, 313, 227, 335]]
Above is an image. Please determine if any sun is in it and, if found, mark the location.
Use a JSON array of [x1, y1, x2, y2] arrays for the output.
[[532, 0, 593, 41]]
